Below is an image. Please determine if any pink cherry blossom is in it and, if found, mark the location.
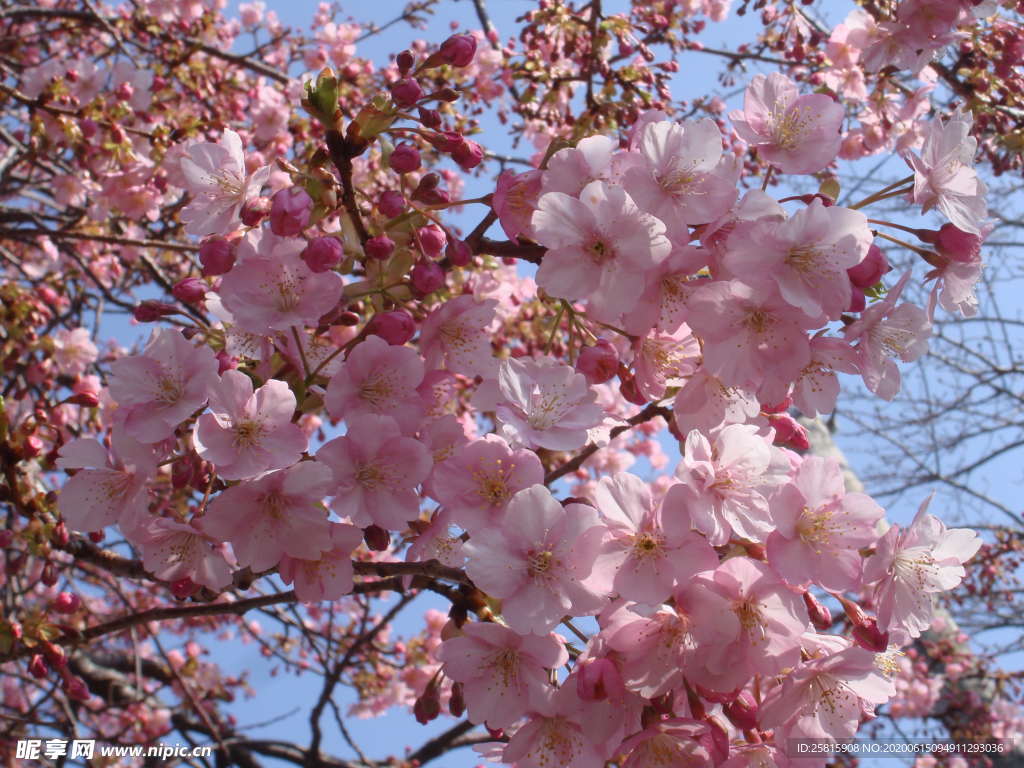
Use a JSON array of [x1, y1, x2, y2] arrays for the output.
[[203, 461, 334, 571], [51, 327, 98, 377], [759, 644, 896, 742], [109, 328, 219, 443], [631, 324, 700, 400], [463, 485, 608, 634], [532, 181, 671, 323], [57, 427, 157, 533], [324, 335, 426, 434], [419, 295, 499, 378], [542, 135, 615, 196], [686, 279, 815, 405], [723, 200, 873, 323], [621, 118, 739, 235], [730, 73, 844, 174], [672, 368, 760, 436], [494, 356, 604, 451], [429, 434, 544, 533], [842, 272, 931, 401], [436, 622, 568, 728], [903, 108, 988, 235], [134, 518, 233, 591], [863, 495, 981, 640], [692, 557, 810, 692], [278, 522, 364, 602], [618, 718, 719, 768], [179, 129, 271, 236], [216, 251, 344, 335], [315, 413, 432, 530], [492, 169, 543, 242], [501, 685, 612, 768], [620, 245, 708, 336], [193, 370, 307, 480], [590, 473, 718, 604], [665, 425, 777, 546], [767, 456, 884, 591], [792, 336, 860, 417]]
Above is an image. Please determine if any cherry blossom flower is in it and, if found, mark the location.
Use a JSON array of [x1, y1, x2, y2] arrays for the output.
[[542, 135, 616, 196], [759, 644, 896, 742], [618, 718, 720, 768], [429, 434, 544, 533], [179, 129, 271, 236], [723, 200, 873, 323], [590, 473, 718, 605], [767, 456, 884, 591], [863, 495, 981, 639], [631, 324, 701, 400], [57, 427, 157, 533], [278, 522, 364, 602], [109, 328, 219, 443], [134, 518, 233, 591], [665, 425, 777, 546], [436, 622, 568, 728], [501, 685, 613, 768], [325, 335, 426, 434], [463, 485, 608, 634], [532, 181, 671, 323], [51, 328, 98, 377], [316, 413, 432, 530], [672, 368, 760, 436], [193, 370, 307, 480], [904, 110, 988, 235], [730, 73, 845, 174], [203, 461, 334, 571], [843, 272, 931, 401], [621, 118, 739, 236], [620, 245, 708, 336], [791, 336, 860, 417], [492, 169, 543, 242], [494, 356, 604, 451], [419, 295, 499, 378]]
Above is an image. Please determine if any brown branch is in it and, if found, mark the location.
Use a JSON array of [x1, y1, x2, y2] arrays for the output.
[[325, 129, 370, 246], [408, 719, 479, 766], [473, 236, 545, 264]]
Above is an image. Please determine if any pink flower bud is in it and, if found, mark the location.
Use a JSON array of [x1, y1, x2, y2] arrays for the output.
[[133, 300, 179, 323], [847, 244, 889, 289], [449, 681, 466, 717], [269, 187, 313, 237], [936, 223, 982, 263], [20, 435, 43, 459], [65, 391, 100, 407], [215, 350, 237, 375], [170, 577, 199, 599], [576, 657, 625, 701], [802, 590, 833, 631], [417, 225, 447, 259], [240, 196, 271, 227], [390, 78, 423, 107], [63, 674, 91, 702], [115, 81, 134, 102], [388, 142, 421, 174], [377, 190, 406, 218], [410, 259, 445, 296], [439, 34, 477, 67], [769, 413, 809, 451], [723, 691, 759, 731], [80, 118, 98, 139], [363, 524, 390, 551], [199, 236, 236, 276], [446, 238, 472, 267], [41, 562, 58, 587], [619, 374, 647, 406], [452, 139, 484, 170], [367, 310, 416, 346], [426, 131, 463, 153], [172, 277, 206, 304], [852, 616, 890, 652], [418, 107, 442, 129], [414, 687, 441, 724], [301, 236, 343, 273], [365, 235, 395, 261], [396, 50, 415, 76], [42, 641, 66, 669], [53, 592, 80, 614], [29, 654, 48, 679], [576, 339, 618, 385], [760, 396, 792, 414], [847, 285, 866, 313]]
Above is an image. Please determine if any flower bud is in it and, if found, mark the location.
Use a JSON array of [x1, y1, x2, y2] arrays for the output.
[[199, 236, 236, 276], [367, 310, 416, 346], [417, 225, 447, 259], [365, 235, 395, 261], [769, 413, 810, 451], [215, 350, 237, 375], [0, 530, 13, 548], [935, 223, 982, 263], [170, 577, 199, 600], [372, 190, 403, 219], [301, 236, 343, 273], [410, 259, 445, 296], [364, 524, 390, 551], [723, 691, 759, 731], [52, 522, 69, 548], [802, 590, 833, 631], [115, 81, 134, 102], [172, 277, 206, 304], [20, 435, 43, 459], [576, 339, 618, 385], [426, 130, 463, 153], [65, 391, 100, 407], [847, 285, 866, 313], [413, 686, 441, 724], [42, 641, 66, 669], [452, 139, 484, 170], [418, 107, 442, 129], [390, 78, 423, 107], [80, 118, 98, 139], [852, 616, 890, 652], [388, 142, 421, 174], [396, 50, 415, 76], [133, 300, 179, 323], [576, 657, 625, 701], [619, 374, 647, 406], [847, 244, 889, 289], [445, 238, 472, 267], [449, 681, 466, 717], [760, 396, 792, 414], [270, 187, 313, 237], [53, 591, 80, 614], [63, 674, 91, 702], [439, 34, 478, 67], [41, 562, 58, 587], [435, 87, 460, 103], [240, 196, 271, 227], [29, 654, 48, 679]]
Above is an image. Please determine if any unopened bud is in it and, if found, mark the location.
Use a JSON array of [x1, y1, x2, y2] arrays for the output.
[[198, 236, 236, 276], [396, 50, 415, 76], [449, 681, 465, 717], [42, 641, 66, 669], [364, 524, 390, 551], [847, 244, 890, 289], [133, 300, 179, 323], [377, 191, 406, 219], [41, 562, 59, 587], [452, 139, 484, 170], [723, 691, 759, 731], [417, 225, 447, 259], [53, 591, 80, 614], [413, 686, 441, 724], [390, 78, 424, 107], [51, 521, 69, 548], [172, 277, 206, 304], [240, 196, 271, 227], [935, 223, 981, 263], [170, 577, 199, 600], [301, 237, 343, 273], [576, 339, 618, 385], [63, 674, 91, 702], [802, 590, 833, 631], [619, 374, 647, 406], [29, 654, 48, 679], [438, 34, 478, 67], [367, 310, 416, 346], [65, 391, 100, 407], [269, 187, 313, 237], [769, 413, 810, 451], [418, 107, 442, 129], [445, 238, 472, 267], [388, 142, 421, 174], [410, 259, 445, 296], [852, 616, 890, 652]]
